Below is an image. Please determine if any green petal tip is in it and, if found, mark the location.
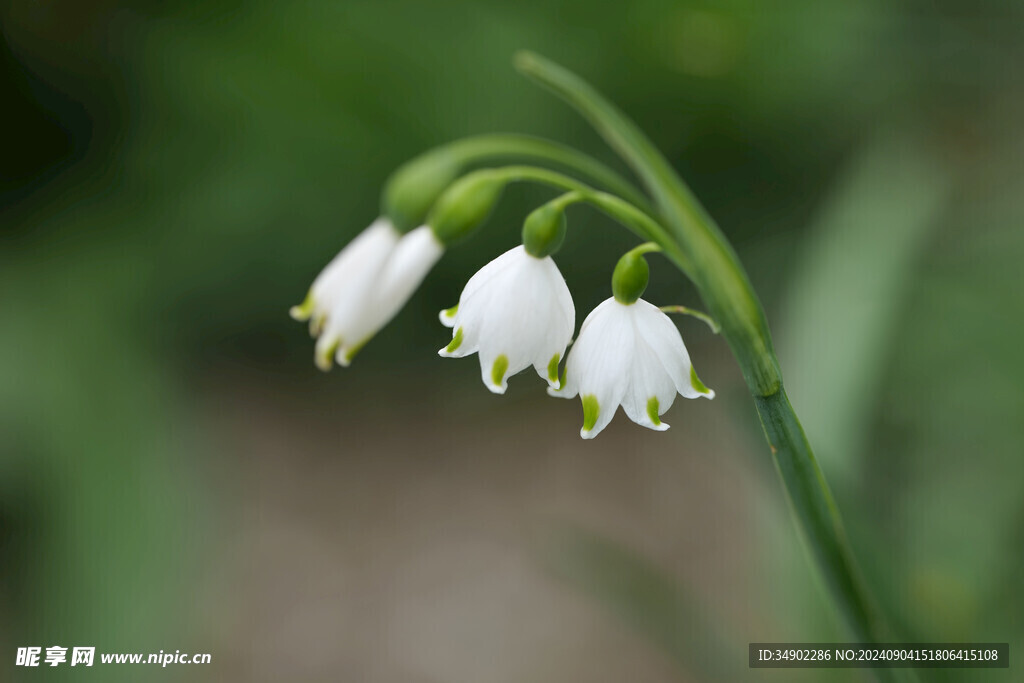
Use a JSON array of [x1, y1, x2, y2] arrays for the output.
[[445, 327, 464, 353], [290, 292, 315, 321], [582, 394, 599, 432], [646, 397, 661, 426], [491, 354, 509, 389], [547, 353, 561, 384], [690, 366, 712, 396], [315, 339, 341, 372]]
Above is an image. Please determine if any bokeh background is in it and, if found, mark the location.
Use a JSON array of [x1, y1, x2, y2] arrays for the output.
[[2, 1, 1022, 681]]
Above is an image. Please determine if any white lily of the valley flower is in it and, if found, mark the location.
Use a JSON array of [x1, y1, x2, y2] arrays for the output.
[[291, 217, 399, 336], [291, 219, 444, 370], [439, 245, 575, 393], [338, 225, 444, 362], [550, 297, 713, 438]]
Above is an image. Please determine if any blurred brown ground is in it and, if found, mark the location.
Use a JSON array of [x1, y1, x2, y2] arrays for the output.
[[191, 362, 780, 682]]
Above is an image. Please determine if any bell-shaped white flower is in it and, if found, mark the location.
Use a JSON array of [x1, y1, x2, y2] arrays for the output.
[[291, 219, 444, 369], [439, 245, 575, 394], [290, 217, 399, 337], [338, 225, 444, 362], [550, 297, 714, 439]]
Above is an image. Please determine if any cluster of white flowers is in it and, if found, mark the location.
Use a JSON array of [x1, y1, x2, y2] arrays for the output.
[[293, 213, 713, 439], [437, 245, 713, 438]]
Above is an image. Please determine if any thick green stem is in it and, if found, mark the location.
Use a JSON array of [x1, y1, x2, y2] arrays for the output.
[[384, 134, 653, 231], [440, 166, 695, 277], [515, 51, 900, 665], [447, 135, 652, 211]]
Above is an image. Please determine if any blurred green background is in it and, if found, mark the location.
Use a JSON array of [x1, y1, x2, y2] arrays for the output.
[[2, 0, 1022, 681]]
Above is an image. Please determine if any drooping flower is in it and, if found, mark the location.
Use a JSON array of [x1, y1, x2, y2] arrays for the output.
[[341, 225, 444, 361], [439, 245, 575, 393], [290, 219, 443, 370], [290, 218, 399, 337], [550, 297, 713, 438]]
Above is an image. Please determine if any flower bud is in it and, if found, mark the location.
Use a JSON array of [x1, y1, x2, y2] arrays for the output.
[[522, 201, 568, 258], [382, 149, 462, 233], [612, 249, 650, 304], [427, 172, 505, 246]]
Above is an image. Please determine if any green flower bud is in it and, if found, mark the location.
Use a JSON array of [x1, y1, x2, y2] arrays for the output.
[[522, 201, 568, 258], [382, 149, 462, 233], [612, 248, 651, 304], [428, 172, 505, 246]]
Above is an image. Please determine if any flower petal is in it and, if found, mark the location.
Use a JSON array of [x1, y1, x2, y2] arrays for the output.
[[454, 246, 523, 313], [442, 246, 575, 393], [634, 299, 714, 399], [438, 304, 459, 328], [565, 300, 633, 438], [295, 217, 399, 325], [310, 220, 400, 369], [478, 352, 511, 394], [438, 326, 476, 358], [336, 225, 444, 361], [620, 333, 678, 431], [530, 258, 576, 388], [549, 297, 618, 399]]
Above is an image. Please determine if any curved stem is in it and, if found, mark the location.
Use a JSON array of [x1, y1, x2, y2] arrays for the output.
[[453, 166, 695, 278], [622, 241, 662, 257], [384, 135, 654, 231], [537, 190, 586, 213], [448, 135, 653, 212], [660, 305, 721, 334], [515, 51, 901, 671], [516, 52, 777, 393]]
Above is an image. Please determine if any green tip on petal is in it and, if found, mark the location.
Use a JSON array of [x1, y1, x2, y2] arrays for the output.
[[690, 366, 711, 394], [547, 353, 561, 384], [339, 339, 368, 367], [315, 339, 341, 372], [308, 315, 325, 338], [582, 394, 599, 432], [491, 354, 509, 388], [443, 304, 459, 318], [646, 397, 661, 426], [290, 292, 315, 321], [445, 327, 464, 353]]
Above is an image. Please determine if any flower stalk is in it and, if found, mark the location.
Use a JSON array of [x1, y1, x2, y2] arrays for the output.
[[514, 51, 898, 660], [430, 166, 696, 278], [290, 49, 902, 671], [659, 305, 721, 334], [383, 134, 653, 232]]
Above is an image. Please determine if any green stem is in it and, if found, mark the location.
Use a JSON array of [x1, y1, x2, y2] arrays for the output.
[[515, 52, 777, 393], [622, 241, 662, 257], [448, 135, 652, 212], [515, 51, 900, 665], [660, 305, 721, 334], [442, 166, 695, 278], [384, 134, 653, 230]]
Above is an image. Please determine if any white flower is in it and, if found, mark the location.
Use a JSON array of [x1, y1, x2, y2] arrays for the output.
[[291, 218, 399, 337], [291, 219, 444, 370], [439, 245, 575, 394], [550, 297, 713, 438]]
